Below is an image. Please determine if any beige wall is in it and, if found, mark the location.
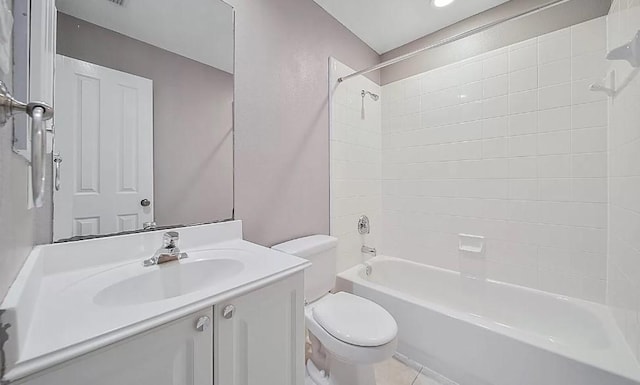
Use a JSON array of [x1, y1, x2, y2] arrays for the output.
[[228, 0, 380, 246], [2, 0, 378, 298], [54, 13, 234, 235], [381, 0, 612, 85]]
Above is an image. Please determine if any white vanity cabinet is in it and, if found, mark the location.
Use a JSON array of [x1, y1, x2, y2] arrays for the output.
[[13, 273, 305, 385], [214, 273, 306, 385], [15, 308, 215, 385]]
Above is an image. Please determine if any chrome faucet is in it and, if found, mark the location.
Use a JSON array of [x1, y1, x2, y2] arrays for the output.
[[143, 231, 188, 266], [361, 245, 377, 257]]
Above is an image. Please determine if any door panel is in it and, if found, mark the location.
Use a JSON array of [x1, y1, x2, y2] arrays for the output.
[[54, 55, 153, 239], [214, 273, 306, 385], [76, 75, 100, 193]]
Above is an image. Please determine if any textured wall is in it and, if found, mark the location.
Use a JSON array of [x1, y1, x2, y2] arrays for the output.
[[380, 0, 612, 85], [228, 0, 380, 246], [607, 0, 640, 362], [54, 13, 234, 235], [381, 17, 609, 302]]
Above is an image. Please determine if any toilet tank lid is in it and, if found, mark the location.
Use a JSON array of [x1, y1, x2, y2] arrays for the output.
[[272, 235, 338, 257]]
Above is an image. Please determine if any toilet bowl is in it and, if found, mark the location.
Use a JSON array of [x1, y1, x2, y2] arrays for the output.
[[305, 292, 398, 385], [272, 235, 398, 385]]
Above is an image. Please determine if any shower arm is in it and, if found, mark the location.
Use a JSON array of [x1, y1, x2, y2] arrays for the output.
[[362, 90, 379, 101], [337, 0, 570, 83]]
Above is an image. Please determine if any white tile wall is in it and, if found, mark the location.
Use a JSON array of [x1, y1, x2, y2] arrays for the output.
[[330, 58, 382, 272], [607, 0, 640, 362], [380, 17, 609, 302]]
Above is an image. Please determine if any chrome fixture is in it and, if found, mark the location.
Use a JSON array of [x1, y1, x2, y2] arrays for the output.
[[358, 215, 371, 234], [361, 90, 379, 101], [143, 231, 188, 266], [0, 80, 54, 207], [590, 82, 616, 97], [589, 71, 617, 98], [338, 0, 570, 83], [195, 316, 211, 332], [360, 90, 379, 119], [0, 80, 53, 125], [361, 245, 377, 257], [143, 221, 157, 230], [222, 304, 235, 319], [607, 30, 640, 68], [53, 153, 62, 191]]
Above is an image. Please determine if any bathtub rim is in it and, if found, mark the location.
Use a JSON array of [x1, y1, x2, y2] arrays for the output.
[[337, 256, 640, 383]]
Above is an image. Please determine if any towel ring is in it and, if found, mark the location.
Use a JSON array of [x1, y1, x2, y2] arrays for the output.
[[0, 80, 54, 207]]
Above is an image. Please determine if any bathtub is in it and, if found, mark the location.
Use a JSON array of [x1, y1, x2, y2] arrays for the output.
[[336, 256, 640, 385]]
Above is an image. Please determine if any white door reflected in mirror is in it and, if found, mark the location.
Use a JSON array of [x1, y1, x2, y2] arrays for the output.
[[53, 55, 153, 240]]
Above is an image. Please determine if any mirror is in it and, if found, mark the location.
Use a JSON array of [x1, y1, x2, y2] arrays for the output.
[[45, 0, 234, 242]]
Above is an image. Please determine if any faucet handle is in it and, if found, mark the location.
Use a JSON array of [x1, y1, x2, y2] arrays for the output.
[[163, 231, 180, 248], [143, 221, 157, 230]]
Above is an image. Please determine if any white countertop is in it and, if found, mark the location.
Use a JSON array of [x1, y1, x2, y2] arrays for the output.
[[0, 221, 310, 382]]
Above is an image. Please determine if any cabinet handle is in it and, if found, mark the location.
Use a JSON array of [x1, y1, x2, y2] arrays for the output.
[[195, 316, 210, 332], [222, 305, 235, 319]]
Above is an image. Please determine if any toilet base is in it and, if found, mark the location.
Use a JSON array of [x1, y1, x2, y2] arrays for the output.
[[307, 355, 377, 385], [306, 360, 330, 385]]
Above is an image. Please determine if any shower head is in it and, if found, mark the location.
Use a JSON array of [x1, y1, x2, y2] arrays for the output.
[[361, 90, 379, 101]]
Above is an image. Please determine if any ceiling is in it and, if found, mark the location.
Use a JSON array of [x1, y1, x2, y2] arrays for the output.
[[313, 0, 511, 54], [56, 0, 234, 73]]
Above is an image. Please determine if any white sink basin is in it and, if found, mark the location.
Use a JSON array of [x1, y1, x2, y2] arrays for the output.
[[94, 257, 245, 306], [0, 222, 312, 382]]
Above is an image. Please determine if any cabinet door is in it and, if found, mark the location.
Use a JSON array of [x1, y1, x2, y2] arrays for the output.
[[18, 309, 214, 385], [214, 273, 305, 385]]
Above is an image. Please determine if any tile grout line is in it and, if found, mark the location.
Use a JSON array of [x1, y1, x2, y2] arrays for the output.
[[410, 366, 424, 385]]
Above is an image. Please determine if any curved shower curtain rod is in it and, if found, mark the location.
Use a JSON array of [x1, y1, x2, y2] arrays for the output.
[[337, 0, 571, 83]]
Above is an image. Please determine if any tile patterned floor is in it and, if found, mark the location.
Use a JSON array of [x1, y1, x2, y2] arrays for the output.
[[375, 356, 459, 385]]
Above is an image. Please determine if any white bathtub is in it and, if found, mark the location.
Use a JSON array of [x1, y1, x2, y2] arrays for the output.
[[337, 256, 640, 385]]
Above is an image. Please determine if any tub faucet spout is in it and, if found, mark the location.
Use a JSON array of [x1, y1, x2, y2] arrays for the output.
[[361, 245, 377, 257]]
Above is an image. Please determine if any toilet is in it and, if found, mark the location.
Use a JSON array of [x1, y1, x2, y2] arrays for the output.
[[272, 235, 398, 385]]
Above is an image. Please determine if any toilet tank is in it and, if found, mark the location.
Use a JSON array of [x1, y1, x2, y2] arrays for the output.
[[272, 235, 338, 303]]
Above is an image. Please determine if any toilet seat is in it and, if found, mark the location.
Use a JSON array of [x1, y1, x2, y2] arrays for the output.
[[305, 293, 398, 365], [312, 292, 397, 347], [271, 236, 398, 385]]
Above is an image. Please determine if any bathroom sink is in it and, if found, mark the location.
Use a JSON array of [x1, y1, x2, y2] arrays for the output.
[[94, 258, 245, 306]]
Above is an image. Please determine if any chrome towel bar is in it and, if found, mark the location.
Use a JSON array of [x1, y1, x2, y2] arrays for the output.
[[0, 80, 54, 207]]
